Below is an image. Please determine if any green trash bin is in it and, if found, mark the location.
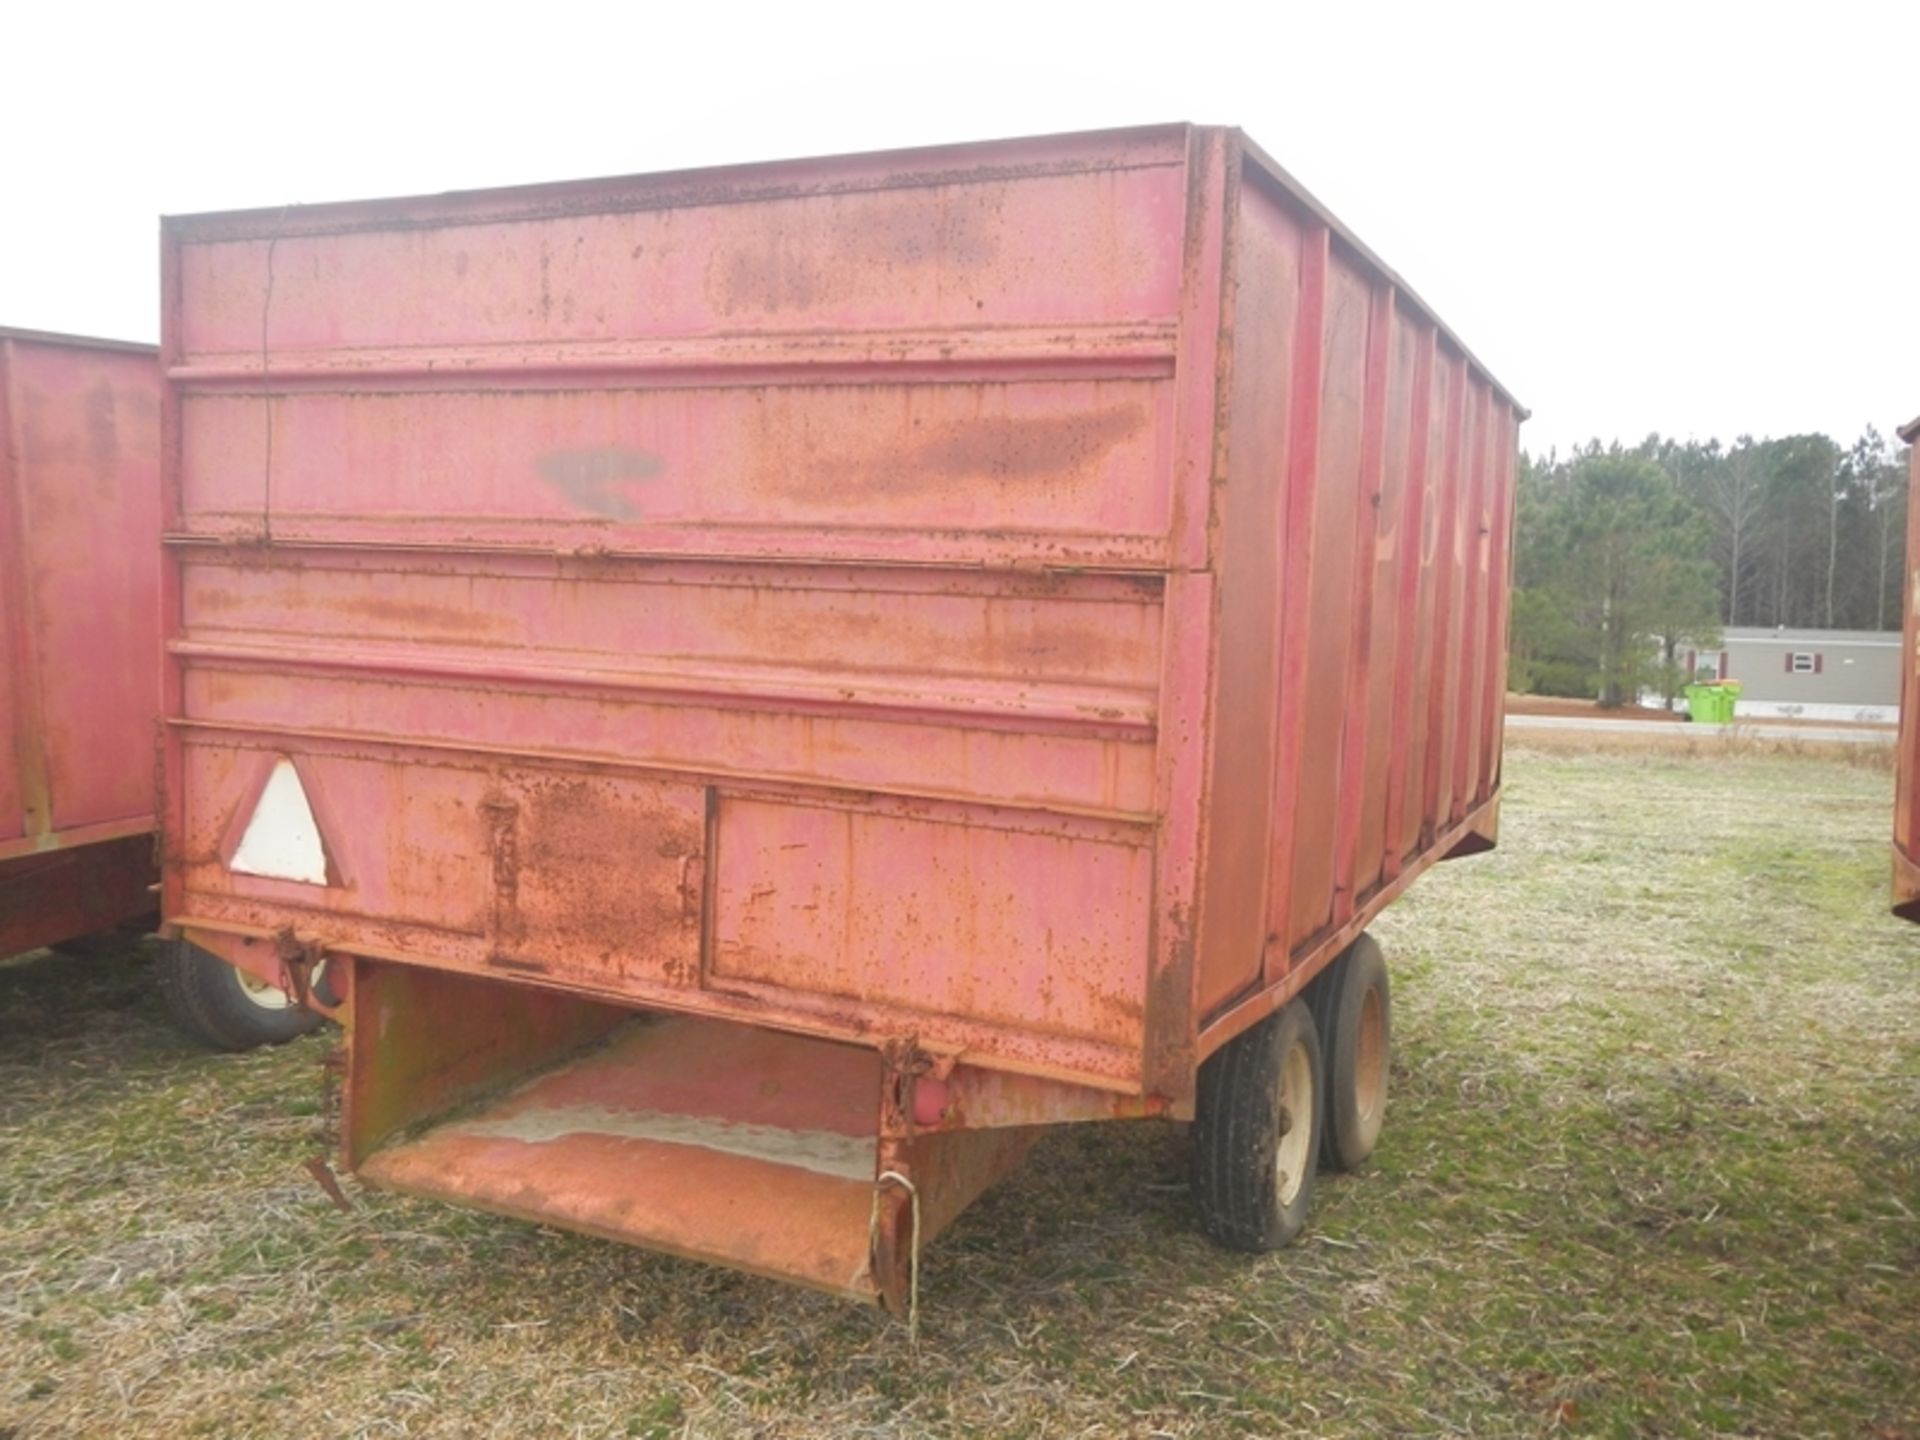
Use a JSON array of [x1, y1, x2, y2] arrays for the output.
[[1683, 681, 1741, 725]]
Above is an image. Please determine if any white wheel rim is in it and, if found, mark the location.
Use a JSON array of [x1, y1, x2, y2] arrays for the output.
[[1355, 985, 1387, 1128], [233, 965, 295, 1012], [1274, 1036, 1314, 1206]]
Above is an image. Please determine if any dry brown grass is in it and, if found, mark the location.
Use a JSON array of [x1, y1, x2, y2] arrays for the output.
[[1506, 721, 1898, 771], [2, 740, 1916, 1438]]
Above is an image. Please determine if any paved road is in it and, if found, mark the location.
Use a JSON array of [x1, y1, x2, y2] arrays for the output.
[[1505, 714, 1896, 746]]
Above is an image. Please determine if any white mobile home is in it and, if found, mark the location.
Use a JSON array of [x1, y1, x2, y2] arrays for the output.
[[1684, 628, 1901, 723]]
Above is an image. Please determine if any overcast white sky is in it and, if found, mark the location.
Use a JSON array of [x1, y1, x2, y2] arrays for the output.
[[2, 0, 1912, 455]]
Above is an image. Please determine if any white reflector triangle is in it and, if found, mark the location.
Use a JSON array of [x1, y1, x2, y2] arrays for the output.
[[231, 758, 329, 885]]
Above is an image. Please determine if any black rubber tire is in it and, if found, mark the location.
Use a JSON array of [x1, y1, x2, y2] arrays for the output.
[[156, 939, 323, 1052], [1314, 933, 1391, 1172], [1191, 999, 1324, 1252]]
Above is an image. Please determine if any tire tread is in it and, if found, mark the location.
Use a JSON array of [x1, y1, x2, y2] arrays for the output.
[[1192, 1000, 1321, 1252], [156, 940, 322, 1052], [1317, 933, 1390, 1172]]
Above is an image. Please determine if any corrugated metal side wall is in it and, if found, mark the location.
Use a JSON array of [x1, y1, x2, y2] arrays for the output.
[[1193, 152, 1519, 1032]]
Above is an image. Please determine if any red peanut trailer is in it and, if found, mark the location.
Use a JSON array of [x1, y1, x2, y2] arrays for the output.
[[160, 125, 1523, 1311], [1896, 413, 1920, 920], [1, 329, 163, 959]]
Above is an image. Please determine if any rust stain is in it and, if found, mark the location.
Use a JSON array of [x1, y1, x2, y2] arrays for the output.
[[833, 198, 998, 268], [499, 775, 705, 985], [706, 193, 999, 315], [190, 585, 245, 613], [523, 776, 697, 867], [909, 406, 1143, 482], [1096, 987, 1146, 1027], [84, 380, 120, 498], [191, 583, 501, 636], [536, 447, 663, 519], [481, 795, 521, 962], [1142, 904, 1196, 1100], [193, 671, 243, 711], [736, 595, 1151, 682], [757, 402, 1146, 502], [711, 246, 822, 315], [326, 593, 503, 635]]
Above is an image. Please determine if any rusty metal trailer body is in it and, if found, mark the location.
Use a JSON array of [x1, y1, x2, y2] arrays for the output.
[[1896, 413, 1920, 920], [161, 125, 1522, 1308], [1, 329, 161, 958]]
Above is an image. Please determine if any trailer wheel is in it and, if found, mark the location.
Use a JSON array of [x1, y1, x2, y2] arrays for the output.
[[1192, 999, 1323, 1251], [1313, 934, 1391, 1172], [157, 939, 323, 1051]]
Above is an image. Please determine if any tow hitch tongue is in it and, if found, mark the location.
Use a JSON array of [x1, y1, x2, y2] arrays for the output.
[[342, 959, 1039, 1315]]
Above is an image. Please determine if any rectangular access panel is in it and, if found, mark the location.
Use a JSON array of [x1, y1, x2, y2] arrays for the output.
[[0, 329, 162, 957], [161, 126, 1524, 1307]]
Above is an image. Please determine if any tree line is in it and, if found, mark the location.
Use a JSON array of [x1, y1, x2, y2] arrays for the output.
[[1510, 428, 1911, 706]]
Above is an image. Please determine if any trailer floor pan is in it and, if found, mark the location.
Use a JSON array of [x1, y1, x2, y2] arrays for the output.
[[351, 995, 1040, 1307]]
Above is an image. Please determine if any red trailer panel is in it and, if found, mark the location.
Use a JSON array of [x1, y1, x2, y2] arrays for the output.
[[161, 125, 1523, 1309], [1895, 413, 1920, 920], [1, 329, 161, 957]]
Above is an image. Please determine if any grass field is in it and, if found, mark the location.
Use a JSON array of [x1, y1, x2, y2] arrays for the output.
[[3, 739, 1916, 1438]]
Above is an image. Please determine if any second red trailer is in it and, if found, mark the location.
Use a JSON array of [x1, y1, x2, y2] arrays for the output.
[[0, 328, 162, 958]]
